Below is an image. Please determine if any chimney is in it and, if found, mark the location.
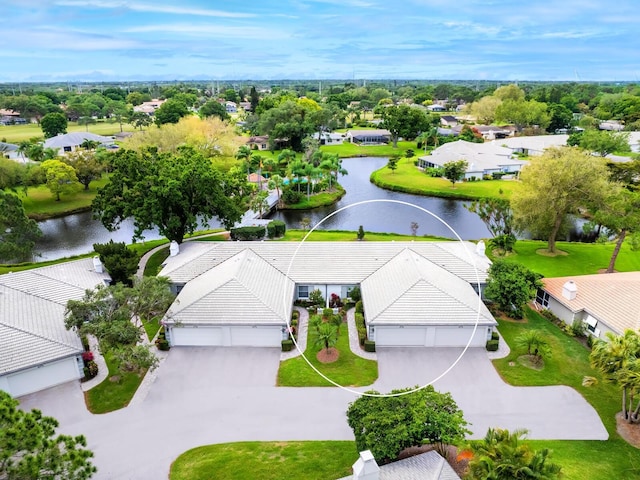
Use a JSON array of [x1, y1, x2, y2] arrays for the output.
[[92, 256, 103, 273], [169, 240, 180, 257], [562, 280, 577, 301], [475, 240, 486, 257], [352, 450, 380, 480]]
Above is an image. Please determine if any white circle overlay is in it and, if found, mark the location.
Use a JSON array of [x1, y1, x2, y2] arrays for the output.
[[282, 199, 483, 398]]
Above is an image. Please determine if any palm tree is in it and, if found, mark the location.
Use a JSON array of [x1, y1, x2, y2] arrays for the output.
[[288, 159, 306, 193], [302, 162, 318, 200], [313, 322, 338, 353], [251, 153, 265, 190], [235, 145, 252, 178], [80, 139, 100, 150], [17, 141, 31, 162], [268, 174, 284, 208], [26, 143, 44, 162], [277, 148, 296, 168], [319, 158, 333, 190], [514, 330, 550, 363]]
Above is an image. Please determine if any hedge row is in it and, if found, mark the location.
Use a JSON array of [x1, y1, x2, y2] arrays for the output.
[[355, 312, 366, 346], [230, 220, 286, 241]]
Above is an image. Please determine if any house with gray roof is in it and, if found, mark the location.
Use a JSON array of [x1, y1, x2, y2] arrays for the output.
[[339, 450, 460, 480], [43, 132, 114, 155], [0, 258, 110, 397], [159, 241, 496, 348], [346, 129, 391, 145], [0, 141, 21, 161]]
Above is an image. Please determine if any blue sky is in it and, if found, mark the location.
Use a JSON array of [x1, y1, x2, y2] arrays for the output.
[[3, 0, 639, 81]]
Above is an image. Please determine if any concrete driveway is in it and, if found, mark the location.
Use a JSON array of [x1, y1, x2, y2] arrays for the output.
[[372, 347, 608, 440], [18, 346, 607, 480]]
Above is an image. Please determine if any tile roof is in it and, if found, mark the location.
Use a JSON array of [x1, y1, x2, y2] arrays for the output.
[[338, 450, 460, 480], [542, 272, 640, 334], [0, 258, 110, 374], [362, 249, 495, 326], [43, 132, 113, 149]]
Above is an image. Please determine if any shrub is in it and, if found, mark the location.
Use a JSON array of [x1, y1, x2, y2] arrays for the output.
[[492, 171, 505, 180], [266, 222, 276, 239], [291, 310, 300, 321], [291, 318, 298, 327], [281, 339, 293, 352], [272, 220, 286, 237], [329, 293, 342, 308], [282, 188, 302, 205], [86, 360, 99, 378], [355, 312, 366, 346], [355, 300, 363, 314], [486, 339, 499, 351], [491, 331, 499, 341], [155, 338, 170, 351], [322, 307, 333, 318], [229, 225, 266, 241], [309, 289, 324, 306], [93, 240, 139, 286], [348, 286, 361, 302], [571, 319, 587, 337], [364, 340, 376, 352], [357, 225, 365, 240], [81, 351, 94, 363]]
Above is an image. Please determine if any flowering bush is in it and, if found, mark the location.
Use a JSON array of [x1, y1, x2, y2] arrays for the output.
[[82, 351, 94, 363]]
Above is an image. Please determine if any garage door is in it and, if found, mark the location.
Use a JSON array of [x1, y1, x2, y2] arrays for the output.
[[433, 326, 485, 347], [6, 357, 80, 397], [230, 326, 281, 347], [376, 326, 426, 347], [171, 326, 223, 346]]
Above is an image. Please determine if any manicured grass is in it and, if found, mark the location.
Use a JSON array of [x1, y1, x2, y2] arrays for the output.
[[143, 246, 170, 278], [281, 185, 345, 210], [170, 441, 355, 480], [84, 351, 146, 414], [320, 140, 415, 158], [143, 320, 163, 342], [489, 240, 640, 277], [370, 156, 520, 201], [492, 308, 640, 479], [279, 229, 450, 242], [0, 121, 136, 143], [19, 176, 109, 219], [278, 321, 377, 387]]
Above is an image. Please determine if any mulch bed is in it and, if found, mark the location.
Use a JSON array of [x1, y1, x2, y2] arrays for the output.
[[616, 413, 640, 449], [316, 348, 339, 363]]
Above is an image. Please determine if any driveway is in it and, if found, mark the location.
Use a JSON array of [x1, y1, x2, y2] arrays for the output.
[[372, 347, 608, 440], [18, 346, 607, 480]]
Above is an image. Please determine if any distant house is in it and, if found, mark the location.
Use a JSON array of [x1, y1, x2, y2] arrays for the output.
[[133, 99, 165, 116], [599, 121, 624, 132], [0, 142, 21, 161], [225, 101, 238, 113], [437, 127, 459, 137], [417, 140, 526, 179], [247, 135, 270, 150], [312, 131, 346, 145], [248, 172, 268, 190], [472, 125, 513, 140], [0, 109, 27, 125], [239, 101, 252, 111], [440, 115, 459, 127], [338, 449, 461, 480], [427, 104, 446, 112], [500, 134, 569, 156], [346, 129, 391, 145], [536, 272, 640, 340], [43, 132, 114, 155], [0, 258, 110, 397]]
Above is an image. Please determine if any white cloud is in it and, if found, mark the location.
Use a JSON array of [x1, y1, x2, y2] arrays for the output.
[[540, 30, 602, 39], [55, 0, 256, 18], [124, 23, 291, 40]]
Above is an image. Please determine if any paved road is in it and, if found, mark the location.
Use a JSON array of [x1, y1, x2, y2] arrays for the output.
[[19, 347, 607, 480]]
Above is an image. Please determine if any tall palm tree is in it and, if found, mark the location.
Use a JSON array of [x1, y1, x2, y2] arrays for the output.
[[288, 159, 306, 193], [277, 148, 296, 168], [17, 141, 31, 162], [268, 174, 284, 209], [313, 322, 338, 353], [302, 162, 318, 200], [235, 145, 252, 178], [251, 153, 265, 190]]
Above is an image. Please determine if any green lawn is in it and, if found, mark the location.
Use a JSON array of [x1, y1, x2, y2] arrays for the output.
[[278, 321, 378, 387], [170, 441, 355, 480], [281, 185, 345, 210], [143, 246, 170, 278], [320, 140, 415, 158], [19, 176, 109, 219], [0, 121, 136, 144], [492, 308, 640, 479], [84, 351, 146, 414], [279, 229, 450, 242], [490, 240, 640, 277], [370, 156, 520, 201]]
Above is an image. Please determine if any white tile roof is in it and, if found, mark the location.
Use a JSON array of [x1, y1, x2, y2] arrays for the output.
[[0, 258, 110, 375], [338, 450, 460, 480], [362, 249, 495, 326], [165, 249, 294, 326], [419, 140, 526, 173], [43, 132, 113, 149], [542, 272, 640, 334]]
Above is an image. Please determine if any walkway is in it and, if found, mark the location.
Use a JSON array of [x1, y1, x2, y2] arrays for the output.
[[281, 306, 308, 361], [346, 307, 376, 360]]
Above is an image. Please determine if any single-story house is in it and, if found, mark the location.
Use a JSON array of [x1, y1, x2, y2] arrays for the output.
[[346, 129, 391, 145], [43, 132, 114, 155], [437, 127, 459, 137], [599, 121, 624, 132], [440, 116, 459, 127], [225, 101, 238, 113], [418, 140, 527, 179], [0, 142, 21, 161], [247, 135, 270, 150], [159, 241, 496, 348], [313, 131, 346, 145], [0, 258, 110, 397], [472, 125, 513, 140], [133, 99, 165, 115], [536, 272, 640, 340], [500, 134, 569, 156], [427, 104, 446, 112], [339, 449, 460, 480], [239, 101, 252, 111]]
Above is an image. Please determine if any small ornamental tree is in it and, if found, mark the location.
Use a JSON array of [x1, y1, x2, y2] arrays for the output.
[[484, 260, 542, 319], [442, 159, 468, 186], [0, 390, 97, 479], [93, 240, 139, 285], [386, 155, 399, 173], [357, 225, 365, 241], [347, 385, 469, 463], [40, 159, 82, 201]]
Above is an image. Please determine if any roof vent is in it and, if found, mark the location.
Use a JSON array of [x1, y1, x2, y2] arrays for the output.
[[352, 450, 380, 480], [169, 240, 180, 257], [562, 280, 577, 300], [476, 240, 486, 257], [92, 256, 103, 273]]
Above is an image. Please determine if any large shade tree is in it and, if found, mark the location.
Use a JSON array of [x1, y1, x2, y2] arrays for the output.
[[0, 191, 42, 262], [40, 159, 83, 201], [0, 390, 96, 479], [92, 147, 247, 244], [484, 260, 542, 319], [511, 147, 613, 253]]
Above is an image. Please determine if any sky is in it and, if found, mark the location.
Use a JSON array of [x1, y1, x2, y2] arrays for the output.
[[2, 0, 639, 82]]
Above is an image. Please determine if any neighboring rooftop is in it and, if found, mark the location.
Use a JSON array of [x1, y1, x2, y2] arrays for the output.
[[43, 132, 114, 149], [338, 450, 460, 480]]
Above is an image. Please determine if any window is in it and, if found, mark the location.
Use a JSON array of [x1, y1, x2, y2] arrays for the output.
[[535, 289, 549, 308], [63, 146, 72, 152], [298, 285, 309, 299], [584, 315, 599, 335]]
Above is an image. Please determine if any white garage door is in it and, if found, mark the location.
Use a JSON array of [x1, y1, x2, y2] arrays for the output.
[[6, 357, 80, 397], [376, 326, 426, 347], [433, 326, 485, 347], [230, 326, 281, 347], [171, 326, 223, 346]]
